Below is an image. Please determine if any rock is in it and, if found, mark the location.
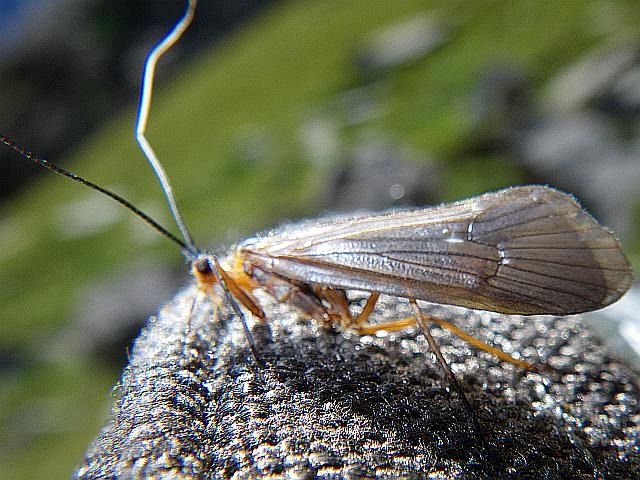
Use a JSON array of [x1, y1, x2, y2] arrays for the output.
[[77, 283, 640, 478]]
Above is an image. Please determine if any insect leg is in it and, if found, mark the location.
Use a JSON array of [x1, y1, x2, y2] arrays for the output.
[[355, 318, 416, 335], [422, 316, 538, 372], [409, 299, 488, 448], [185, 290, 201, 337], [212, 258, 263, 364], [313, 289, 381, 329], [356, 313, 537, 371], [312, 287, 353, 322], [215, 260, 265, 320], [249, 266, 331, 322], [203, 286, 225, 326], [351, 292, 380, 327]]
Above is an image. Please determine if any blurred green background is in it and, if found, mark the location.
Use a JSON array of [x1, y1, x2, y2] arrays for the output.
[[2, 0, 640, 478]]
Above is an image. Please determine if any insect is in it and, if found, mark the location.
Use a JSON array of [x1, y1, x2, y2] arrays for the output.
[[2, 0, 632, 444]]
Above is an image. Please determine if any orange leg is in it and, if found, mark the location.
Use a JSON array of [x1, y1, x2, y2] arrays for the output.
[[356, 317, 416, 335], [213, 259, 266, 320], [352, 292, 380, 327], [207, 289, 224, 324], [202, 277, 263, 326], [314, 290, 381, 328], [355, 309, 537, 372], [210, 259, 265, 364], [313, 287, 353, 323]]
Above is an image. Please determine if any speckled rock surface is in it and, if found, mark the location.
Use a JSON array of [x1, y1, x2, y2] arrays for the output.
[[76, 286, 640, 479]]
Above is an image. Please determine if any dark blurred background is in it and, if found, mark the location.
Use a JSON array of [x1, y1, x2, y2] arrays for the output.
[[0, 0, 274, 198], [1, 0, 639, 478]]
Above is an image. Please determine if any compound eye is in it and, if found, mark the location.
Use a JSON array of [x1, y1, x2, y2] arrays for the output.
[[195, 258, 213, 274]]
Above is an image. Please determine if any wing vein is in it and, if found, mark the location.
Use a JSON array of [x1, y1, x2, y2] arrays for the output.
[[474, 210, 576, 237], [494, 269, 598, 303], [300, 249, 495, 263], [497, 262, 610, 290], [377, 253, 482, 277], [492, 226, 600, 240], [501, 257, 627, 272], [502, 246, 622, 251]]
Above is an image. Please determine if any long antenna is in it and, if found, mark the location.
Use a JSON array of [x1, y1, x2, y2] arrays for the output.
[[1, 0, 200, 257], [136, 0, 198, 253], [0, 135, 190, 252]]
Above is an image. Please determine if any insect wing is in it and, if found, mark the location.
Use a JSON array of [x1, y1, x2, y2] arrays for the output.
[[241, 186, 631, 315]]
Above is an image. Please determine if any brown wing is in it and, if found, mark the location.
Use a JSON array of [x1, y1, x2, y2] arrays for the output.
[[240, 186, 631, 314]]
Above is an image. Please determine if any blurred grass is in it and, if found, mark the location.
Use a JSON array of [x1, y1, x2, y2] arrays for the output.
[[0, 362, 115, 480], [2, 0, 640, 478]]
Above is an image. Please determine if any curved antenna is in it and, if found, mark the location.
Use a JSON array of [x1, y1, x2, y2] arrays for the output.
[[0, 135, 190, 252], [136, 0, 198, 254]]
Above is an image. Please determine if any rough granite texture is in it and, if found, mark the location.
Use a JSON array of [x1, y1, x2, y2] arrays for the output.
[[76, 285, 640, 479]]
